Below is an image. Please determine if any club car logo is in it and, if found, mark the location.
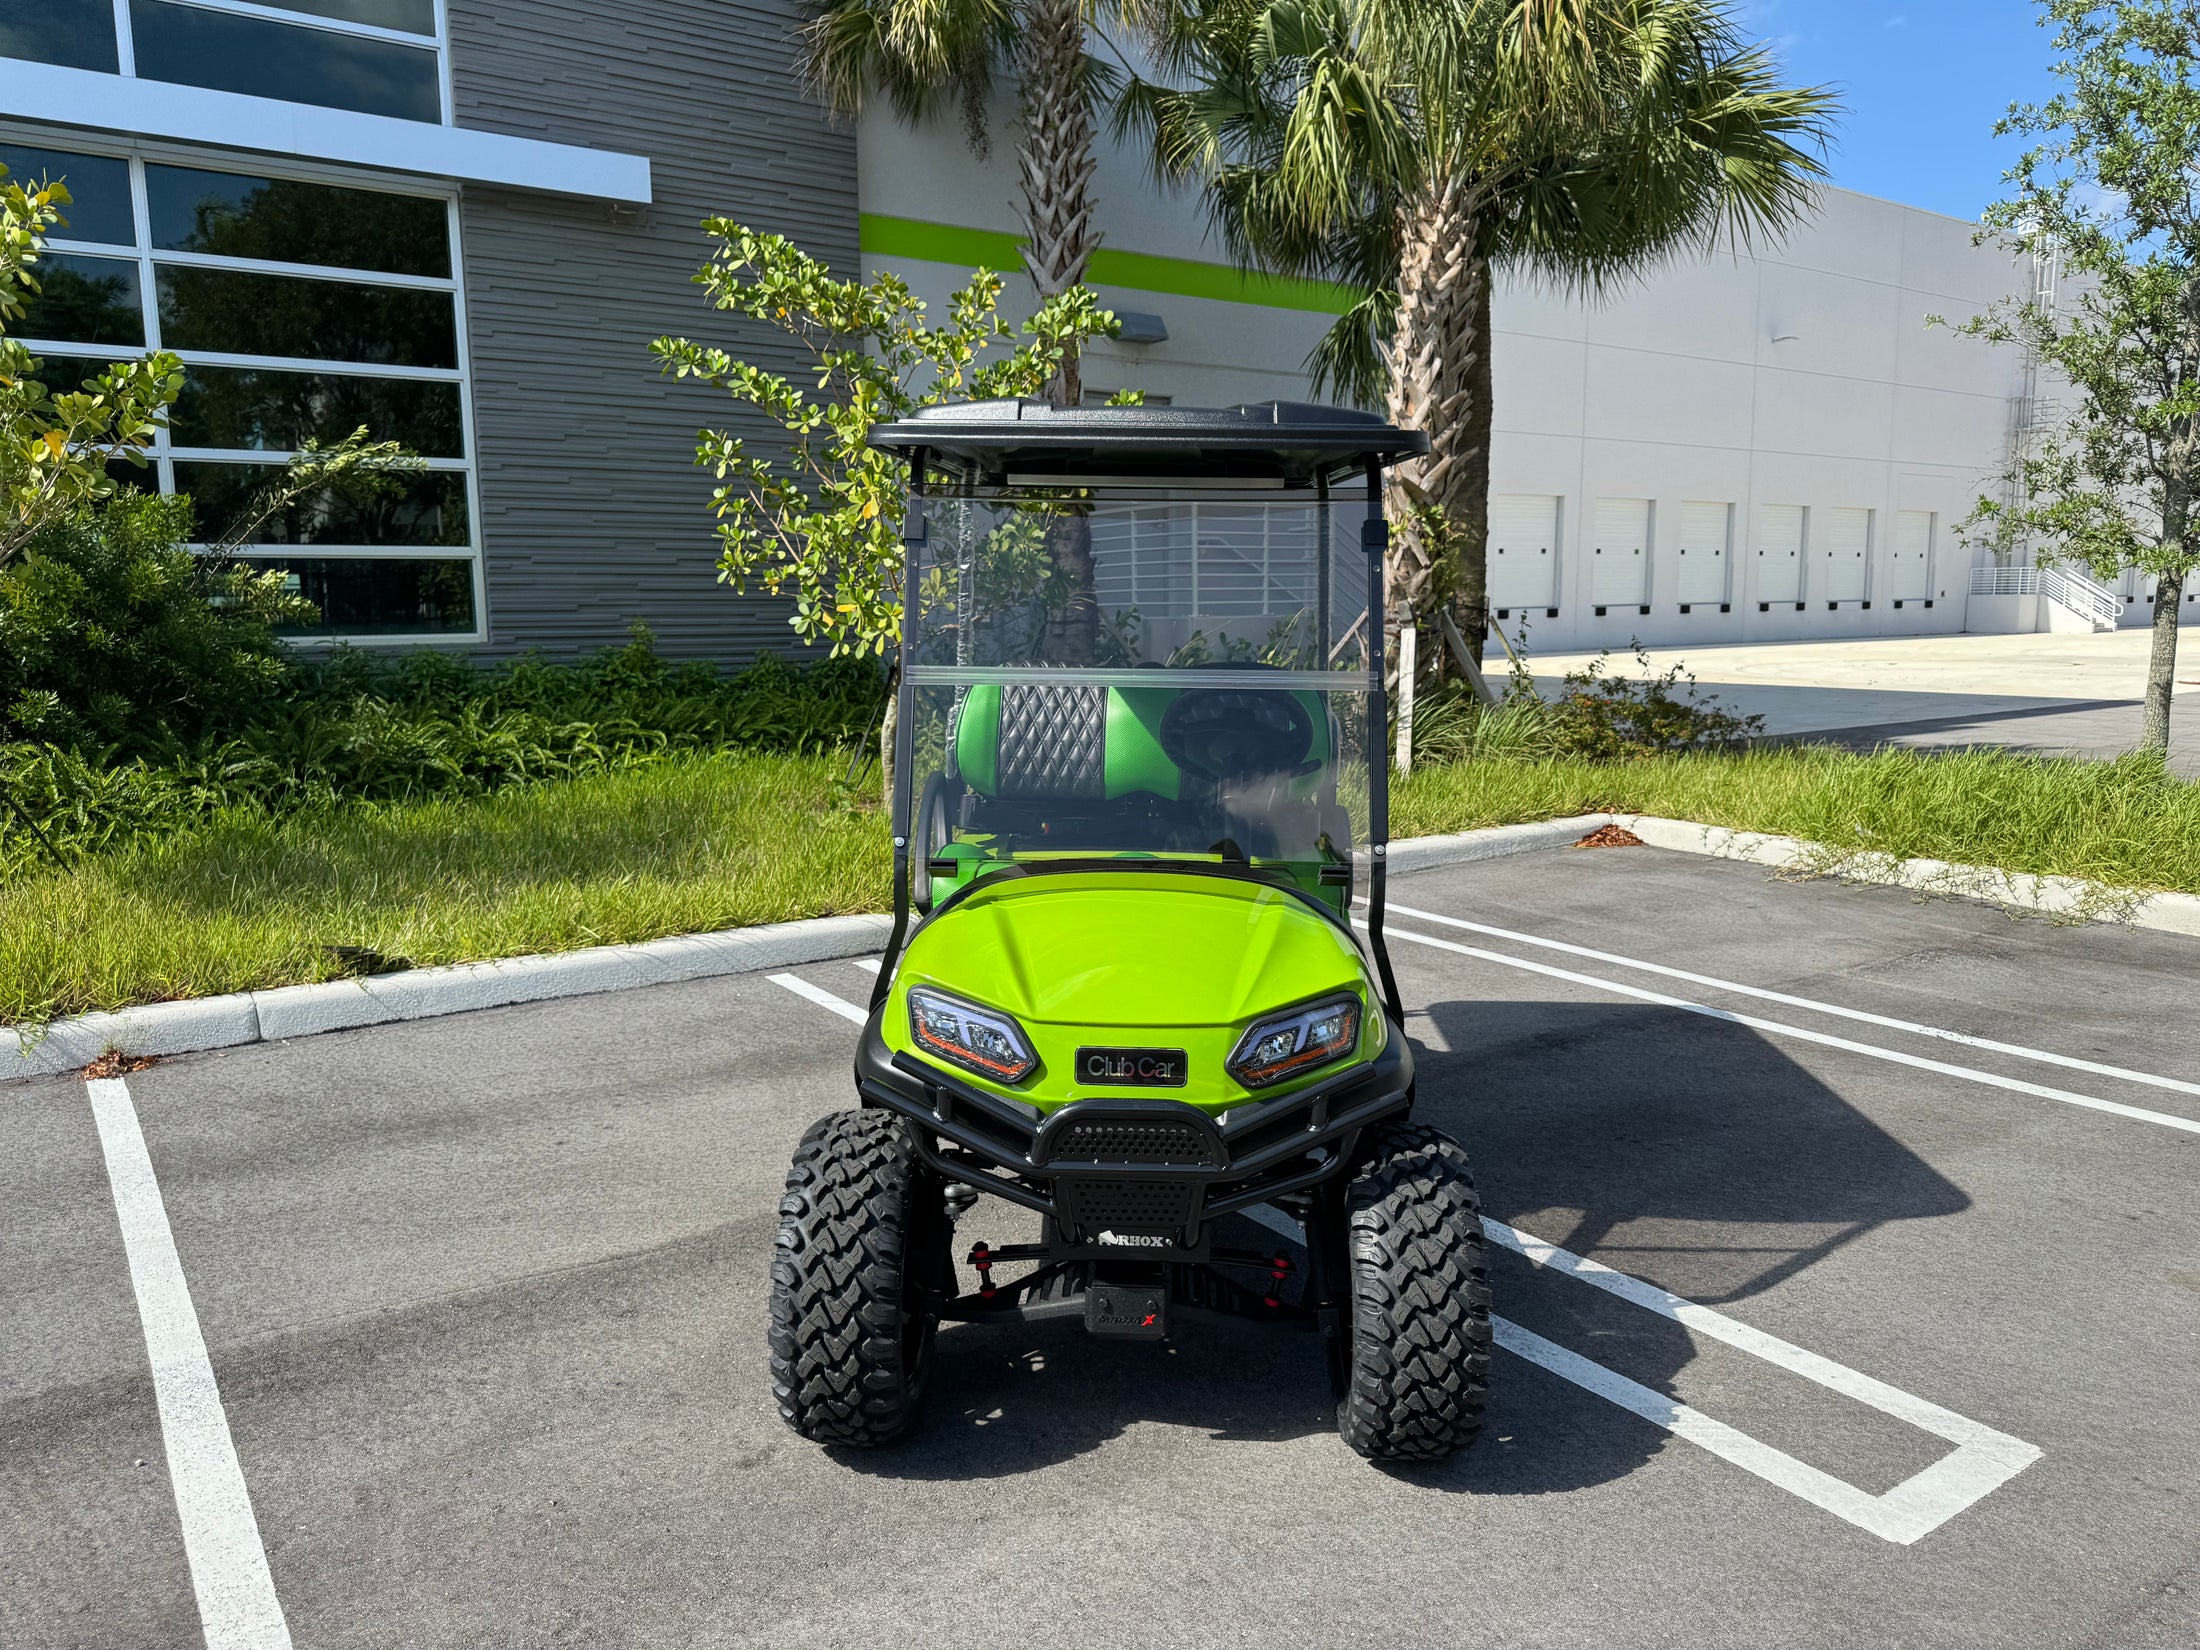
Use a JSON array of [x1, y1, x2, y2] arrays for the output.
[[1096, 1229, 1171, 1248], [1076, 1046, 1188, 1088]]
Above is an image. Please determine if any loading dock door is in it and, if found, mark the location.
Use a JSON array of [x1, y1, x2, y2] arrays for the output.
[[1592, 498, 1651, 606], [1489, 494, 1561, 612], [1677, 501, 1732, 605], [1757, 504, 1805, 603], [1822, 507, 1871, 602], [1890, 510, 1933, 601]]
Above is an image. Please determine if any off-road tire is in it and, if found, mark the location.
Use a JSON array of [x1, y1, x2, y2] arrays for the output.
[[1336, 1121, 1492, 1461], [769, 1108, 946, 1447]]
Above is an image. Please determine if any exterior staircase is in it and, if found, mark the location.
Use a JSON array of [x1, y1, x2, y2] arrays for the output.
[[1966, 565, 2122, 634]]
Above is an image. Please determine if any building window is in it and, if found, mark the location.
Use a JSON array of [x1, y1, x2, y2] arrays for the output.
[[5, 136, 480, 642], [0, 0, 121, 73], [2, 2, 450, 126]]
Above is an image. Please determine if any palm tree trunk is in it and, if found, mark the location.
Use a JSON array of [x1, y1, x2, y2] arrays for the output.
[[1018, 0, 1102, 663], [1383, 178, 1490, 677], [1017, 0, 1099, 406]]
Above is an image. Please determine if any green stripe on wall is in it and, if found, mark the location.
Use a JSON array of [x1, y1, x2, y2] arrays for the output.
[[858, 213, 1359, 317]]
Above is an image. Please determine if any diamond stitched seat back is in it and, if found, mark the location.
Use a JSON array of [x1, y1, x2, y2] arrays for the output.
[[994, 684, 1107, 799]]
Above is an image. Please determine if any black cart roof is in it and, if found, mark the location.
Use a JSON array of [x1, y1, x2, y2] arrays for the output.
[[867, 398, 1427, 484]]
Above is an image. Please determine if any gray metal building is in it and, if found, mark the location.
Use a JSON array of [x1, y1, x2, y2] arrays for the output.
[[5, 0, 850, 660]]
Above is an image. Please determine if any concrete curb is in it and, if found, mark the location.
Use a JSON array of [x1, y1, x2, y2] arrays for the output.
[[1613, 814, 2200, 940], [4, 912, 893, 1083], [13, 810, 2200, 1081]]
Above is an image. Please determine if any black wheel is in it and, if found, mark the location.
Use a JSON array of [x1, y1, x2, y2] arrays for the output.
[[1335, 1121, 1493, 1461], [769, 1109, 949, 1447]]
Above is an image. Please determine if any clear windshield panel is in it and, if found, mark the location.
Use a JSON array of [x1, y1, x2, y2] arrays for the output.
[[903, 487, 1377, 911]]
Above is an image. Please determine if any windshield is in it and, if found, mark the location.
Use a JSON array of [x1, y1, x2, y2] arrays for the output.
[[900, 483, 1378, 915]]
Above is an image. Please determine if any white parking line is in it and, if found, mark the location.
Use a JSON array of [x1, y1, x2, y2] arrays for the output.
[[1362, 918, 2200, 1137], [851, 957, 882, 975], [1484, 1219, 2040, 1544], [1386, 900, 2200, 1100], [86, 1078, 293, 1650], [769, 972, 870, 1024], [772, 986, 2037, 1543], [1238, 1203, 2038, 1542]]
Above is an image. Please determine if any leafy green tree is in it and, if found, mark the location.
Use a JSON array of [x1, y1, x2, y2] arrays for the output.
[[1953, 0, 2200, 755], [1, 168, 181, 568], [651, 223, 1126, 782], [1136, 0, 1833, 667]]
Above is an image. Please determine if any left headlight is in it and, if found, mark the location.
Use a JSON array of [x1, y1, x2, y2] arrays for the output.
[[907, 986, 1038, 1083], [1226, 993, 1362, 1089]]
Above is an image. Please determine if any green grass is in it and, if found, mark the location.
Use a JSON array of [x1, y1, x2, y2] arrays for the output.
[[1394, 745, 2200, 894], [4, 752, 888, 1025], [9, 743, 2199, 1026]]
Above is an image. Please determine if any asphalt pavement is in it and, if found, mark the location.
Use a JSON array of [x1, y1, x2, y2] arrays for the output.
[[6, 845, 2198, 1649]]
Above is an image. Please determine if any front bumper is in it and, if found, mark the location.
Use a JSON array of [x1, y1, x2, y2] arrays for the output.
[[855, 1010, 1414, 1255]]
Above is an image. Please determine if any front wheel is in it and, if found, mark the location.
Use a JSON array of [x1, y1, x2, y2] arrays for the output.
[[1336, 1122, 1493, 1461], [768, 1109, 947, 1447]]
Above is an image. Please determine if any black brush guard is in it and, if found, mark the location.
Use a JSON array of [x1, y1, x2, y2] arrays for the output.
[[854, 1012, 1413, 1256]]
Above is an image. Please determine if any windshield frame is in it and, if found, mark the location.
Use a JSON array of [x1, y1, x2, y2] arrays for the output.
[[872, 436, 1406, 1025]]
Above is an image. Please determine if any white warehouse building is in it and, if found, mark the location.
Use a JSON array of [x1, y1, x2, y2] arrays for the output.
[[859, 102, 2192, 650]]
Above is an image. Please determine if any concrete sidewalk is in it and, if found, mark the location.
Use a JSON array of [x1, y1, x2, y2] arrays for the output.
[[1522, 631, 2200, 770]]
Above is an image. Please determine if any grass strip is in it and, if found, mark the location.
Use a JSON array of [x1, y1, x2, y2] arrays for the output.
[[8, 744, 2198, 1026]]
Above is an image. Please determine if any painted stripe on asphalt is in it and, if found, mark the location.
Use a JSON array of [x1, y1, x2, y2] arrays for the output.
[[769, 972, 868, 1024], [1362, 918, 2200, 1136], [86, 1078, 293, 1650], [1485, 1219, 2039, 1543], [1249, 1203, 2034, 1541], [851, 957, 882, 975], [1386, 900, 2200, 1099]]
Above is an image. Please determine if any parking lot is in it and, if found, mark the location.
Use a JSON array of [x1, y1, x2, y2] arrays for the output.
[[6, 843, 2198, 1649]]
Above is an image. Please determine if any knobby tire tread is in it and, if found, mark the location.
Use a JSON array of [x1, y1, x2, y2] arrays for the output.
[[1337, 1121, 1493, 1461]]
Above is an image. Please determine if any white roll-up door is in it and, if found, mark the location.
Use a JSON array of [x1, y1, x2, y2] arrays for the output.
[[1821, 507, 1871, 602], [1488, 494, 1561, 612], [1890, 510, 1933, 601], [1756, 505, 1805, 603], [1591, 497, 1651, 605], [1676, 501, 1732, 605]]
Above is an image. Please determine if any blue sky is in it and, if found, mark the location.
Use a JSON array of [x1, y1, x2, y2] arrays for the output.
[[1736, 0, 2064, 222]]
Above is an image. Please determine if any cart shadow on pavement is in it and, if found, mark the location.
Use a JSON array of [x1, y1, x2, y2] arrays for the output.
[[841, 996, 1968, 1496]]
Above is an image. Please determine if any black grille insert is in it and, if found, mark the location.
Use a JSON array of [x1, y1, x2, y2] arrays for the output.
[[1054, 1178, 1201, 1236], [1052, 1120, 1218, 1166]]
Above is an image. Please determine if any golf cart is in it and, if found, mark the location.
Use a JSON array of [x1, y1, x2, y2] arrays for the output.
[[768, 399, 1492, 1461]]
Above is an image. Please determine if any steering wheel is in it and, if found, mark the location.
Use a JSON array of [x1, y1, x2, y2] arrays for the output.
[[1158, 689, 1317, 782]]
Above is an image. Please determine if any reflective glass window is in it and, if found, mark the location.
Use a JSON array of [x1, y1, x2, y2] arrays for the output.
[[173, 366, 464, 457], [0, 0, 120, 73], [129, 1, 442, 123], [157, 267, 457, 367], [253, 556, 477, 636], [275, 1, 438, 34], [0, 145, 135, 246], [148, 165, 449, 277], [19, 254, 144, 346], [175, 461, 469, 547]]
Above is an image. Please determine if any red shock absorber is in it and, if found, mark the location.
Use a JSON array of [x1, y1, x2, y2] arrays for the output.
[[968, 1241, 996, 1301], [1265, 1251, 1291, 1309]]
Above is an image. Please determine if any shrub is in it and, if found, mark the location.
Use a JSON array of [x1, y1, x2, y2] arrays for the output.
[[0, 492, 309, 755]]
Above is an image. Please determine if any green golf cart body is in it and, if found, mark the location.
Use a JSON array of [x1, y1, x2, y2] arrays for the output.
[[767, 400, 1492, 1460]]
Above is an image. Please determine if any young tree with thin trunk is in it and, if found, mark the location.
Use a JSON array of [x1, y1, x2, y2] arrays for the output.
[[1953, 0, 2200, 756], [1135, 0, 1833, 671]]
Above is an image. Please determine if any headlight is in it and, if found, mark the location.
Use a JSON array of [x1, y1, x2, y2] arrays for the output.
[[907, 986, 1038, 1083], [1226, 994, 1362, 1089]]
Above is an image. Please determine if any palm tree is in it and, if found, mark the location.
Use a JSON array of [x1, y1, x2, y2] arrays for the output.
[[804, 0, 1135, 407], [1136, 0, 1838, 667]]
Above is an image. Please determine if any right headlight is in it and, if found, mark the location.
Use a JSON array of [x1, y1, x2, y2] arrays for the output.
[[907, 985, 1038, 1083], [1226, 993, 1362, 1089]]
